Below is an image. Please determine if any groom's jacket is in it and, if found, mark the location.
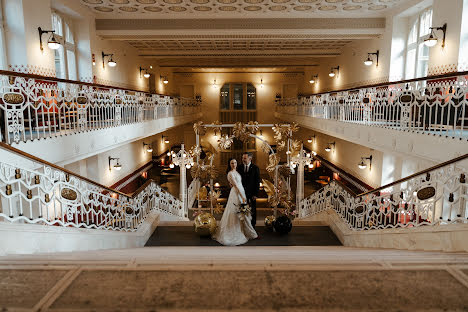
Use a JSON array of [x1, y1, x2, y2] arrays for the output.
[[237, 163, 261, 198]]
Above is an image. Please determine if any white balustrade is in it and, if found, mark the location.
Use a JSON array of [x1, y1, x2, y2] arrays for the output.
[[299, 158, 468, 230], [277, 75, 468, 140], [0, 74, 201, 144], [0, 146, 186, 231]]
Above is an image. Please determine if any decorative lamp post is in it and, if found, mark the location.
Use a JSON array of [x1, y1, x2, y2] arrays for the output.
[[291, 144, 313, 210], [171, 143, 193, 215]]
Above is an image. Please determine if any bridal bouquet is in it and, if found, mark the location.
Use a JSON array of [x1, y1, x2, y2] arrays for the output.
[[237, 203, 251, 221]]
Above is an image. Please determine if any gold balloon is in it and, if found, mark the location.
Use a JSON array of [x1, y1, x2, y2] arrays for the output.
[[194, 212, 217, 236], [264, 215, 276, 230]]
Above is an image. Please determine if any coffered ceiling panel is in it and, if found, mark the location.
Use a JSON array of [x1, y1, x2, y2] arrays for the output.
[[80, 0, 411, 18]]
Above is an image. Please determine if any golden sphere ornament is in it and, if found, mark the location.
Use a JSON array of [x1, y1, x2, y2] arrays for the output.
[[264, 215, 276, 230], [194, 212, 217, 236]]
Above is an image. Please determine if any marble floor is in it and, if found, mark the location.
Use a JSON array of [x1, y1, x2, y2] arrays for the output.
[[2, 246, 468, 311]]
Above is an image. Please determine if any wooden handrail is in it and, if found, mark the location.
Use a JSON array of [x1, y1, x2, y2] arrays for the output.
[[1, 141, 134, 198], [357, 153, 468, 197], [0, 70, 174, 97], [300, 70, 468, 97]]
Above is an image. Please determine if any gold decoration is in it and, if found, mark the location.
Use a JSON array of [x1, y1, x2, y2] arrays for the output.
[[277, 141, 286, 151], [61, 188, 78, 201], [189, 145, 202, 158], [193, 121, 207, 135], [233, 122, 251, 142], [261, 141, 271, 154], [3, 93, 23, 104], [265, 215, 276, 230], [194, 212, 217, 236], [291, 139, 301, 153], [262, 179, 275, 197], [214, 203, 223, 214], [5, 185, 12, 196], [190, 163, 218, 182], [210, 190, 221, 206], [212, 120, 222, 134], [197, 186, 208, 200], [247, 121, 259, 134], [77, 96, 87, 104], [266, 154, 280, 173], [278, 164, 292, 178], [218, 134, 233, 150]]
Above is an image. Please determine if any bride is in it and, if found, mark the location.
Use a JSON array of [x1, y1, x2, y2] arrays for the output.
[[213, 158, 258, 246]]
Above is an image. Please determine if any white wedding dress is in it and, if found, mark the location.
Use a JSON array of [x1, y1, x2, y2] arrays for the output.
[[213, 170, 258, 246]]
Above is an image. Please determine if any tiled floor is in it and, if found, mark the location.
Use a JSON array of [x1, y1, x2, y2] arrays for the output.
[[2, 246, 468, 311]]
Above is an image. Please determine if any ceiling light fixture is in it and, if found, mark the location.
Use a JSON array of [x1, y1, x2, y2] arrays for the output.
[[364, 50, 379, 67], [329, 66, 339, 78], [102, 52, 116, 68], [108, 157, 122, 171], [38, 27, 61, 51], [424, 23, 447, 48]]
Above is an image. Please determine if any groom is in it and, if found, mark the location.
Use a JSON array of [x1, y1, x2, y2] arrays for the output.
[[238, 152, 261, 229]]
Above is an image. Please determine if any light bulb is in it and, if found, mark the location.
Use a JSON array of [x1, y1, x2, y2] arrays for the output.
[[308, 163, 314, 169], [144, 72, 150, 78], [358, 161, 367, 170], [307, 138, 313, 143], [169, 163, 175, 168], [306, 153, 311, 158], [163, 79, 168, 84], [424, 36, 438, 47], [185, 164, 191, 169], [325, 146, 331, 152], [364, 58, 373, 66], [329, 72, 335, 77], [114, 163, 122, 171], [312, 151, 317, 156], [47, 41, 60, 50], [108, 59, 117, 67], [146, 147, 153, 153], [309, 79, 315, 84]]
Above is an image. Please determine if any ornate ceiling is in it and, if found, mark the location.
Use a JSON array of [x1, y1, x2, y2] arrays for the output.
[[80, 0, 407, 17]]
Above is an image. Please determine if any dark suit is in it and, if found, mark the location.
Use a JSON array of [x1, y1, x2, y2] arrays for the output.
[[238, 163, 260, 228]]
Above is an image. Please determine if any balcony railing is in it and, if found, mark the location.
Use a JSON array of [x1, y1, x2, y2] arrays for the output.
[[299, 153, 468, 231], [276, 71, 468, 140], [0, 71, 201, 144], [0, 142, 187, 231]]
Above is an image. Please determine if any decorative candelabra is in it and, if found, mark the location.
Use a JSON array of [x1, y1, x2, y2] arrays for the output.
[[171, 143, 194, 212], [291, 144, 313, 209]]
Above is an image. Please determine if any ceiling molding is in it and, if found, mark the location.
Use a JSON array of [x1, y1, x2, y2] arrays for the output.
[[95, 18, 386, 30]]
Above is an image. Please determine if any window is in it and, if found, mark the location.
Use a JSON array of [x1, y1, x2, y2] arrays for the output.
[[405, 8, 432, 79], [52, 12, 77, 80]]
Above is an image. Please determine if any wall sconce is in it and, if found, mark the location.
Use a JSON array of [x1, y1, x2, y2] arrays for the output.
[[143, 142, 153, 153], [108, 157, 122, 171], [92, 53, 96, 66], [162, 135, 169, 144], [102, 52, 116, 68], [424, 23, 447, 48], [213, 129, 219, 139], [213, 79, 217, 89], [307, 135, 316, 143], [260, 79, 264, 88], [140, 67, 150, 78], [325, 142, 335, 152], [358, 155, 373, 170], [259, 130, 265, 139], [364, 50, 379, 67], [309, 75, 318, 84], [38, 27, 61, 51], [161, 75, 168, 84], [329, 66, 339, 78]]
